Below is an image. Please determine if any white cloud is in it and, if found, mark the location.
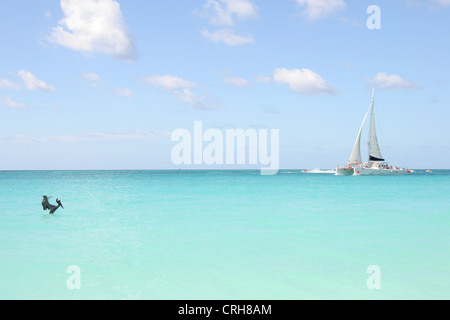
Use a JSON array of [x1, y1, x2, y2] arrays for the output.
[[0, 95, 27, 108], [82, 72, 100, 82], [113, 87, 134, 98], [82, 73, 133, 97], [223, 76, 250, 87], [199, 0, 257, 26], [173, 89, 205, 108], [87, 130, 168, 140], [255, 73, 271, 84], [338, 16, 360, 26], [174, 89, 222, 110], [144, 74, 220, 110], [201, 28, 254, 46], [17, 70, 56, 92], [406, 0, 450, 8], [264, 107, 280, 114], [0, 79, 21, 90], [295, 0, 346, 20], [2, 130, 169, 144], [143, 75, 196, 91], [365, 72, 417, 90], [273, 68, 336, 95], [431, 0, 450, 6], [48, 0, 136, 61], [198, 0, 256, 46]]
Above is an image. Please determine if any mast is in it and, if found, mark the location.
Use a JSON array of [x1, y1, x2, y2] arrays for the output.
[[368, 88, 385, 162]]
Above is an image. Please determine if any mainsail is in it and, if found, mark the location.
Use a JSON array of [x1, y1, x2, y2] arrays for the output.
[[368, 88, 385, 162]]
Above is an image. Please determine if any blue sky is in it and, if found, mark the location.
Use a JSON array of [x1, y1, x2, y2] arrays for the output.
[[0, 0, 449, 170]]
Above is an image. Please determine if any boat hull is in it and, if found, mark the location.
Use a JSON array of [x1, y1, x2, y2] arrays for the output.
[[353, 168, 410, 176], [335, 168, 355, 176]]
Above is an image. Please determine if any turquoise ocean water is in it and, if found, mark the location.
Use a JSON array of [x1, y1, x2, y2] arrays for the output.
[[0, 170, 449, 300]]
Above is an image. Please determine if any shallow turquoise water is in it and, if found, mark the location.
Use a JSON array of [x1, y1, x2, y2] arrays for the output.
[[0, 170, 449, 299]]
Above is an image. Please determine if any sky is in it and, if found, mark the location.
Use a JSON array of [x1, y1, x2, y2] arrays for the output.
[[0, 0, 449, 170]]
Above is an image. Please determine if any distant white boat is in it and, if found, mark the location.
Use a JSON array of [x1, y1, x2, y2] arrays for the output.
[[303, 168, 336, 174], [336, 89, 410, 176]]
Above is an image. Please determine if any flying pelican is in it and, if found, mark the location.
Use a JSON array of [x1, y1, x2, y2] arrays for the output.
[[42, 195, 64, 214]]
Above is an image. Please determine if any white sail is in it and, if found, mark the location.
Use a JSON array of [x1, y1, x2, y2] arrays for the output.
[[368, 88, 384, 162], [348, 104, 371, 165]]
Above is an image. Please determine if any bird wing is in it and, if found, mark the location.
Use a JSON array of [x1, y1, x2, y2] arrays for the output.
[[49, 205, 59, 214]]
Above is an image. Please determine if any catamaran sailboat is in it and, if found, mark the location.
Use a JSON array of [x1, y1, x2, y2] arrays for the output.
[[336, 89, 410, 176]]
